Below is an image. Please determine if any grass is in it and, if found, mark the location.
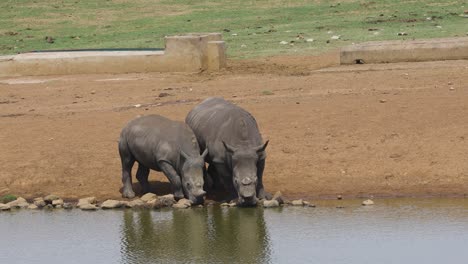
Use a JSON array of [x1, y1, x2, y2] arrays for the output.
[[0, 194, 17, 204], [0, 0, 467, 58]]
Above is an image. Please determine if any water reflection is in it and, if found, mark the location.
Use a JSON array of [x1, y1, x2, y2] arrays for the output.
[[120, 207, 271, 264]]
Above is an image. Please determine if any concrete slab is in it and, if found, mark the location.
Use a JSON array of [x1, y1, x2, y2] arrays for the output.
[[341, 37, 468, 64], [0, 33, 226, 77]]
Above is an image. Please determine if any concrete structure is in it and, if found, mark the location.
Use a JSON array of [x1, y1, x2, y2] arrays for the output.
[[341, 37, 468, 64], [0, 33, 227, 77]]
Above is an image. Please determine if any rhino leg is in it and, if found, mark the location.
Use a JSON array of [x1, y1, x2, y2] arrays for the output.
[[136, 164, 151, 194], [204, 165, 214, 191], [213, 164, 238, 201], [119, 142, 136, 198], [158, 161, 184, 200], [256, 159, 271, 200]]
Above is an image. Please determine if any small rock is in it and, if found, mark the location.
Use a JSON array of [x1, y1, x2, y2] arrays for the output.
[[241, 44, 247, 48], [231, 33, 238, 36], [45, 204, 54, 209], [291, 199, 304, 206], [45, 36, 54, 43], [397, 32, 408, 36], [306, 38, 314, 42], [90, 90, 96, 94], [337, 195, 343, 200], [220, 202, 229, 207], [172, 199, 191, 209], [303, 201, 311, 206], [125, 199, 145, 208], [44, 194, 60, 204], [157, 194, 175, 207], [362, 199, 374, 206], [27, 204, 38, 210], [263, 200, 280, 208], [158, 92, 170, 98], [0, 203, 11, 211], [134, 104, 142, 108], [272, 191, 284, 204], [52, 199, 64, 206], [228, 202, 237, 207], [379, 99, 387, 103], [80, 203, 98, 210], [146, 198, 162, 209], [279, 41, 288, 45], [177, 198, 192, 207], [77, 197, 97, 207], [330, 35, 340, 40], [63, 203, 73, 209], [101, 199, 122, 209], [140, 193, 157, 202], [8, 197, 29, 208], [307, 203, 316, 208], [449, 87, 455, 91], [172, 203, 190, 209], [55, 204, 63, 209]]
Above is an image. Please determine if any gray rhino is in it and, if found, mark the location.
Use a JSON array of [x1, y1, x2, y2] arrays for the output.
[[118, 115, 207, 204], [186, 97, 269, 206]]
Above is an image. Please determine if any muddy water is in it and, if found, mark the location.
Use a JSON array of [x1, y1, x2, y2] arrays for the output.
[[0, 198, 467, 264]]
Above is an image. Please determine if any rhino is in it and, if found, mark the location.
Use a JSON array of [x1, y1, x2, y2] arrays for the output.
[[186, 97, 269, 206], [118, 115, 207, 204]]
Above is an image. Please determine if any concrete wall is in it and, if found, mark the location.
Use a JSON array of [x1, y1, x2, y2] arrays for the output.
[[341, 37, 468, 64], [0, 33, 227, 77]]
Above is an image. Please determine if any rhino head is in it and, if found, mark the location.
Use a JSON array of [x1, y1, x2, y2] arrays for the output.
[[180, 148, 208, 205], [223, 140, 269, 206]]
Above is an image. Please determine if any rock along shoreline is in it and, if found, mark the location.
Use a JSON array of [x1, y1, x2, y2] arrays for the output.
[[0, 191, 375, 212]]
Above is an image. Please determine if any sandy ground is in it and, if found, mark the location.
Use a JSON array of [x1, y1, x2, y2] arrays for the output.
[[1, 53, 468, 200]]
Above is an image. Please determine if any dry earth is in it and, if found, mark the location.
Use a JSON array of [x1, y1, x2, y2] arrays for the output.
[[1, 53, 468, 200]]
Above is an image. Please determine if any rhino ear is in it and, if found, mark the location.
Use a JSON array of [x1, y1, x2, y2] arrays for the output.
[[255, 140, 269, 153], [222, 141, 237, 153], [201, 148, 208, 158]]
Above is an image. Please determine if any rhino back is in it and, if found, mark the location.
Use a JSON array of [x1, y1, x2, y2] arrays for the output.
[[186, 97, 263, 162], [121, 115, 200, 170]]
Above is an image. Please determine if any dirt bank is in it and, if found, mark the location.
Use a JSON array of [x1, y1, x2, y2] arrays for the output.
[[1, 54, 468, 200]]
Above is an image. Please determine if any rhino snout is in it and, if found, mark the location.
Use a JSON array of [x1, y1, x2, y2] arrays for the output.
[[241, 177, 253, 185], [195, 190, 206, 197]]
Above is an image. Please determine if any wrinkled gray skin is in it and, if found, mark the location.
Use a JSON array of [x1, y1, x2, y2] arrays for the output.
[[119, 115, 207, 204], [186, 97, 270, 206]]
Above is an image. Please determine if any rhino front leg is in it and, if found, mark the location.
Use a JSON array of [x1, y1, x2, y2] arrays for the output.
[[213, 164, 238, 201], [136, 164, 151, 194], [158, 161, 184, 200], [256, 159, 271, 200]]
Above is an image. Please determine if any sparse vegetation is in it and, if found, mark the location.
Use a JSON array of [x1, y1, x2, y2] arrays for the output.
[[0, 194, 17, 203], [0, 0, 466, 58], [262, 90, 275, 95]]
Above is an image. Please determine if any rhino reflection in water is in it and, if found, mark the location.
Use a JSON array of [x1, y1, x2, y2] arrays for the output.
[[120, 208, 270, 263]]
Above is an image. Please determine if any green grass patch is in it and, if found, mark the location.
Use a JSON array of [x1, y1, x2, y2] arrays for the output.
[[0, 0, 467, 58], [0, 194, 17, 204]]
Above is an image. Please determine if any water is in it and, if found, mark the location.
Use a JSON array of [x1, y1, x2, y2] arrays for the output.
[[1, 198, 468, 264]]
